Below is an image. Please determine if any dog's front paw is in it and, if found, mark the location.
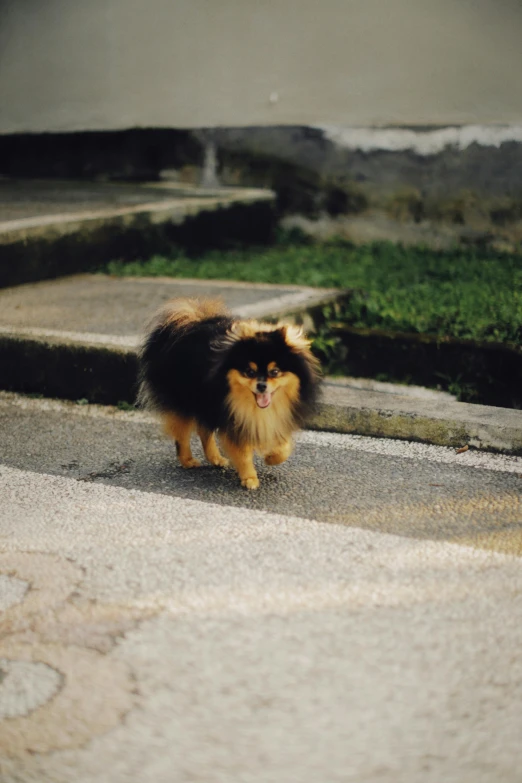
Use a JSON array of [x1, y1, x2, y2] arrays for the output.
[[241, 475, 260, 490], [264, 451, 287, 466], [264, 440, 292, 466], [210, 455, 230, 468], [180, 457, 201, 469]]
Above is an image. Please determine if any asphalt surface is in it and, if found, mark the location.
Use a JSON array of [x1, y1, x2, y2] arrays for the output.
[[1, 393, 520, 544], [1, 392, 522, 782]]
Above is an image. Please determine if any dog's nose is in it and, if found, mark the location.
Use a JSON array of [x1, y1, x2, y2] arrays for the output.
[[256, 382, 267, 393]]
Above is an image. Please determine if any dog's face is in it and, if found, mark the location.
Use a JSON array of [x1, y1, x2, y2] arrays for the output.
[[226, 330, 301, 410]]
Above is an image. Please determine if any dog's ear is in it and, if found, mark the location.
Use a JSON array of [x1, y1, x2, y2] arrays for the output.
[[279, 324, 322, 377], [279, 324, 311, 353], [211, 321, 251, 353], [209, 321, 254, 376], [228, 321, 258, 341]]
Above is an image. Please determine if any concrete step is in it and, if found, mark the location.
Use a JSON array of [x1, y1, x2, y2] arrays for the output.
[[0, 273, 521, 455], [0, 179, 276, 287]]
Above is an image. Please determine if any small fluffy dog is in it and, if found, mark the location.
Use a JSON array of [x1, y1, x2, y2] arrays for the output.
[[138, 298, 321, 489]]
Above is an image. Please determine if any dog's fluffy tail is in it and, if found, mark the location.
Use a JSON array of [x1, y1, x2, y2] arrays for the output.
[[156, 297, 229, 331], [138, 297, 230, 411]]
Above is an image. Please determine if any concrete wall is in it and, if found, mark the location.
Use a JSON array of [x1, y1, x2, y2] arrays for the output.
[[1, 0, 522, 133]]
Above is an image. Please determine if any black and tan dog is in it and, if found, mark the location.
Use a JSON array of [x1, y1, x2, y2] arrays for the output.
[[139, 298, 321, 489]]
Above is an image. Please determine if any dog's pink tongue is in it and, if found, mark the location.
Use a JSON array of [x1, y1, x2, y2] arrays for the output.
[[256, 391, 272, 409]]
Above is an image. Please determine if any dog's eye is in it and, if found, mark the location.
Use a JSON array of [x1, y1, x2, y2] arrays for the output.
[[268, 367, 281, 378], [243, 368, 256, 378]]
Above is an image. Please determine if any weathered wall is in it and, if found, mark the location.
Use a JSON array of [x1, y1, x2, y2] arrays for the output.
[[1, 0, 522, 133]]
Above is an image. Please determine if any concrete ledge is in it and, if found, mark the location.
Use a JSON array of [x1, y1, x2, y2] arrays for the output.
[[0, 332, 138, 404], [1, 329, 521, 454], [310, 382, 522, 455], [0, 180, 276, 288], [0, 276, 342, 404], [0, 275, 342, 343], [0, 186, 274, 244]]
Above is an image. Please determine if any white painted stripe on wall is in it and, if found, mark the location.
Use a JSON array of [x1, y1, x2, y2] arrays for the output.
[[319, 125, 522, 155]]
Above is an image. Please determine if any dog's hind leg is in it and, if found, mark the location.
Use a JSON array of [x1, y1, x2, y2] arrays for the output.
[[162, 412, 201, 468], [197, 426, 230, 468]]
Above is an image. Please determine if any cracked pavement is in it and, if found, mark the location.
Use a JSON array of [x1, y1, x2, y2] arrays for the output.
[[1, 392, 522, 783]]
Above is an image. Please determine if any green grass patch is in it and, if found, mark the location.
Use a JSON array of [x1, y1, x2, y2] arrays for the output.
[[104, 238, 522, 345]]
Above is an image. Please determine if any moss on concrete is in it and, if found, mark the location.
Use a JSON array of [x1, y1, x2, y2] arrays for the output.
[[308, 401, 522, 456], [308, 404, 470, 448]]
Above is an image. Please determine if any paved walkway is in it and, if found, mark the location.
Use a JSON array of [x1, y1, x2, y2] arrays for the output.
[[1, 393, 522, 782]]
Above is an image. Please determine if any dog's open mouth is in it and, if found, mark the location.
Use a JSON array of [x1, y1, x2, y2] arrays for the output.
[[255, 391, 272, 409]]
